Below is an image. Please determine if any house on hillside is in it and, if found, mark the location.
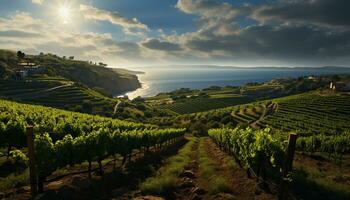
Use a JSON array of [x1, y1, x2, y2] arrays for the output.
[[308, 76, 316, 81], [13, 62, 45, 80], [329, 81, 350, 92]]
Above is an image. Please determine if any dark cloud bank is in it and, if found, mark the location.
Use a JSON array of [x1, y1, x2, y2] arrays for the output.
[[143, 0, 350, 66]]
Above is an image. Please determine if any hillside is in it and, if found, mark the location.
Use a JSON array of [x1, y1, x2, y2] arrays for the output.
[[0, 49, 141, 96], [145, 74, 340, 115], [0, 49, 169, 120], [0, 75, 117, 116], [262, 91, 350, 134], [0, 76, 173, 120], [148, 88, 350, 134]]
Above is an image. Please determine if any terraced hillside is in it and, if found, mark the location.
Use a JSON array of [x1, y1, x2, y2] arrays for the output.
[[0, 76, 177, 121], [148, 83, 283, 115], [231, 102, 277, 129], [147, 74, 337, 115], [150, 90, 350, 137], [0, 78, 115, 116], [159, 95, 252, 114], [0, 79, 61, 97], [262, 91, 350, 135]]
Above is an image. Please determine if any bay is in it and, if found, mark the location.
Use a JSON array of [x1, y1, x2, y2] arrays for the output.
[[124, 66, 350, 99]]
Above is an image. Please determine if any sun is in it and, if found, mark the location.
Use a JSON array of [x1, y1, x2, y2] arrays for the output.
[[58, 5, 71, 24]]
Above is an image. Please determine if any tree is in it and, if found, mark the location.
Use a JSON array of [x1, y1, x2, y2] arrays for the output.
[[98, 62, 107, 67], [17, 51, 25, 60], [69, 56, 74, 60]]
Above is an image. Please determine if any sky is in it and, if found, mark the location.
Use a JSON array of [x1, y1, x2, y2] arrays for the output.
[[0, 0, 349, 68]]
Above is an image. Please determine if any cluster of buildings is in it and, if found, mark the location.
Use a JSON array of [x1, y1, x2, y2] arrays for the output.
[[13, 62, 45, 80], [329, 81, 350, 92]]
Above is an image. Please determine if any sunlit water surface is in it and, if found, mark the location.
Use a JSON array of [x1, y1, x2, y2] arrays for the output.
[[122, 66, 350, 99]]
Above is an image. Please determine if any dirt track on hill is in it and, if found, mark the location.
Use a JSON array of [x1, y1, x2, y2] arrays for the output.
[[250, 103, 277, 129]]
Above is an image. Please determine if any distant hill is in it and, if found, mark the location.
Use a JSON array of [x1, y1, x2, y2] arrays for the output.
[[0, 49, 141, 96], [147, 65, 350, 71]]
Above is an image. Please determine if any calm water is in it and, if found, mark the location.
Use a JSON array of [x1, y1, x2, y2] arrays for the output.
[[123, 66, 350, 99]]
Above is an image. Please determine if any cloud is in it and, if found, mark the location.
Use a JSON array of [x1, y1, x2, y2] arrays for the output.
[[31, 0, 44, 5], [0, 30, 42, 38], [0, 12, 151, 66], [2, 1, 350, 67], [252, 0, 350, 29], [141, 39, 182, 51], [79, 4, 149, 35], [184, 24, 350, 61], [167, 0, 350, 66], [176, 0, 243, 19]]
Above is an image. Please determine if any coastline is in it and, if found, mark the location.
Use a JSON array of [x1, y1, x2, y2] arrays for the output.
[[123, 82, 150, 100], [114, 66, 350, 100], [115, 72, 148, 99]]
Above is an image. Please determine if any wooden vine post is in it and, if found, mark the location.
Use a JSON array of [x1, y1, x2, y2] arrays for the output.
[[26, 126, 37, 197], [279, 133, 298, 200]]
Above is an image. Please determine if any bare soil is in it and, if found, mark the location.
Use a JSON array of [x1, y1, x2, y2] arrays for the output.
[[160, 138, 277, 200]]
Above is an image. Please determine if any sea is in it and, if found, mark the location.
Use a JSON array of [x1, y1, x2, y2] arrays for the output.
[[122, 66, 350, 99]]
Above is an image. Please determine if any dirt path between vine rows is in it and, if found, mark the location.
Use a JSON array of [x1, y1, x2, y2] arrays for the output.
[[168, 137, 276, 200], [173, 137, 202, 200], [203, 137, 276, 200]]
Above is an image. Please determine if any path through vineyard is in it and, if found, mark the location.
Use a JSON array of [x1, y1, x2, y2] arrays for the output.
[[250, 103, 277, 129], [11, 83, 73, 99], [136, 137, 276, 200], [9, 137, 277, 200], [201, 137, 274, 200]]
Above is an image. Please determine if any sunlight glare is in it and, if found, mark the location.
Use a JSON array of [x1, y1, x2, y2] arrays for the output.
[[58, 5, 71, 24]]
